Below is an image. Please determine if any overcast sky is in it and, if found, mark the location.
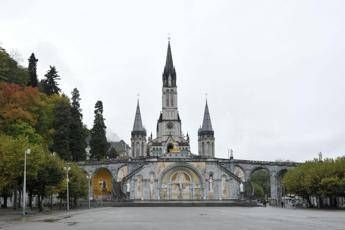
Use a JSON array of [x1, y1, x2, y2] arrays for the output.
[[1, 0, 345, 162]]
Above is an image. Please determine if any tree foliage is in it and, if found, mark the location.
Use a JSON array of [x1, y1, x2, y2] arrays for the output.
[[27, 53, 38, 87], [51, 96, 72, 161], [0, 47, 28, 85], [250, 169, 270, 200], [283, 158, 345, 206], [0, 46, 92, 210], [90, 101, 109, 160], [70, 88, 87, 161], [40, 66, 61, 96]]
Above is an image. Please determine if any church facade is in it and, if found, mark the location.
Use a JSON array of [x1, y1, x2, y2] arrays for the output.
[[81, 42, 297, 204]]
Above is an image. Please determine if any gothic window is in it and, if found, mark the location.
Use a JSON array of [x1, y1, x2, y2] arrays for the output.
[[166, 91, 169, 107], [168, 75, 172, 86], [141, 142, 144, 156], [170, 89, 174, 106], [135, 142, 140, 156]]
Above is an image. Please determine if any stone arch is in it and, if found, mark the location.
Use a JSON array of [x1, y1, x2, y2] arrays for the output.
[[234, 165, 245, 182], [116, 165, 128, 182], [158, 163, 204, 200], [167, 143, 174, 153], [248, 166, 271, 201], [92, 167, 113, 200]]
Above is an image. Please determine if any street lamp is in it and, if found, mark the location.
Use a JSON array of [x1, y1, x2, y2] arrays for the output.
[[86, 175, 91, 209], [63, 166, 71, 211], [23, 148, 31, 216]]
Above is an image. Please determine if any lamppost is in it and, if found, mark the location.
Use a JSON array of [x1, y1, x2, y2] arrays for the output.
[[86, 175, 91, 209], [23, 148, 31, 216], [63, 166, 71, 211]]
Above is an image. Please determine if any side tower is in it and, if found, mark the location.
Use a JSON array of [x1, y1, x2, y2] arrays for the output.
[[131, 100, 147, 158], [198, 101, 215, 157]]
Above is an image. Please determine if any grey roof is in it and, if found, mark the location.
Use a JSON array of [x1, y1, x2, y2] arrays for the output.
[[108, 140, 130, 152], [162, 41, 176, 87], [199, 101, 214, 135], [132, 100, 146, 135], [165, 41, 174, 68]]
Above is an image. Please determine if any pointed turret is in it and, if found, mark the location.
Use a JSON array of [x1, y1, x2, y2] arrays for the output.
[[131, 100, 147, 158], [132, 100, 146, 135], [198, 101, 214, 135], [162, 41, 176, 87], [198, 100, 215, 158]]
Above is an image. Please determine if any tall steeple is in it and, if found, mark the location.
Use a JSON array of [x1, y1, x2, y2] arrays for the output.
[[198, 100, 215, 158], [132, 100, 146, 135], [162, 41, 176, 87], [131, 100, 147, 158]]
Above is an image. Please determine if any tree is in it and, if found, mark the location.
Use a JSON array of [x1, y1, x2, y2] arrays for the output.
[[0, 47, 29, 85], [90, 101, 109, 160], [58, 163, 87, 208], [283, 157, 345, 208], [0, 134, 43, 209], [51, 96, 72, 161], [27, 53, 38, 87], [69, 88, 87, 161], [31, 153, 64, 211], [250, 169, 270, 200], [108, 146, 119, 159], [40, 66, 61, 95]]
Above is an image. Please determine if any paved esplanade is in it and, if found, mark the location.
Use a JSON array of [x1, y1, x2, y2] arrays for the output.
[[1, 207, 344, 230]]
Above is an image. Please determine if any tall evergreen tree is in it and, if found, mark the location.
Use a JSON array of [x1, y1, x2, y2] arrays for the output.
[[69, 88, 87, 161], [40, 66, 61, 95], [90, 100, 109, 160], [27, 53, 38, 87], [51, 97, 72, 161]]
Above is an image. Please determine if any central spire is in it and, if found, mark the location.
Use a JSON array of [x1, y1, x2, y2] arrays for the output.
[[165, 41, 174, 68], [163, 41, 176, 87]]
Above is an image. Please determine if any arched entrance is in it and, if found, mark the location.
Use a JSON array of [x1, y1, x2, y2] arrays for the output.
[[167, 143, 174, 153], [159, 165, 203, 200], [92, 168, 113, 200], [249, 167, 270, 202]]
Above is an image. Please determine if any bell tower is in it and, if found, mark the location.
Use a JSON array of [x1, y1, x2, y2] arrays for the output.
[[157, 41, 182, 138], [131, 100, 147, 157], [198, 101, 215, 157]]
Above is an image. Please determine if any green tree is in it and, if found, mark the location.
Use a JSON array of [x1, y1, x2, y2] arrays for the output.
[[69, 88, 86, 161], [250, 169, 270, 200], [0, 47, 28, 85], [31, 153, 64, 211], [0, 134, 43, 209], [5, 121, 43, 144], [283, 157, 345, 207], [40, 66, 61, 95], [90, 101, 109, 160], [108, 146, 119, 159], [51, 96, 72, 161], [27, 53, 38, 87]]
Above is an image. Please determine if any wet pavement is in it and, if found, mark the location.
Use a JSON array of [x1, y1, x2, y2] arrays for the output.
[[0, 206, 344, 230]]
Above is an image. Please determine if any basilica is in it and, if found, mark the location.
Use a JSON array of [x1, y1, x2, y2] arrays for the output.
[[130, 41, 213, 159], [81, 42, 296, 204]]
